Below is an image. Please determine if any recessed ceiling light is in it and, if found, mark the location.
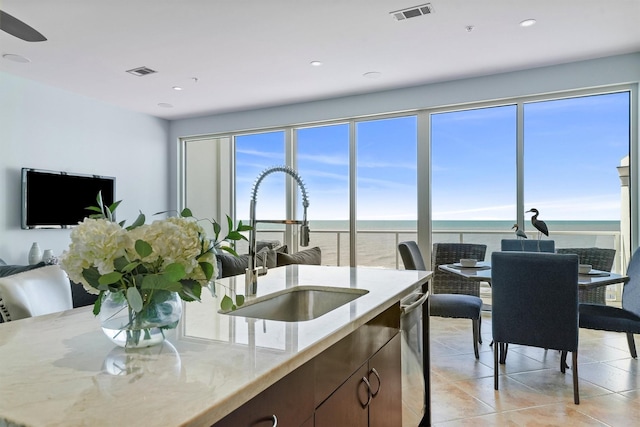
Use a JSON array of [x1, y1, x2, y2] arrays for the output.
[[520, 19, 536, 27], [310, 61, 323, 67], [158, 103, 173, 108], [173, 86, 183, 91], [363, 71, 382, 79], [2, 53, 30, 63]]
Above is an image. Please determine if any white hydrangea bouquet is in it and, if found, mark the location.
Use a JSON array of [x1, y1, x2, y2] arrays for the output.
[[59, 193, 249, 347]]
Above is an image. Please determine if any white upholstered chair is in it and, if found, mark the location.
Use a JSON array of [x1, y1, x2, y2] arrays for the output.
[[0, 265, 73, 322]]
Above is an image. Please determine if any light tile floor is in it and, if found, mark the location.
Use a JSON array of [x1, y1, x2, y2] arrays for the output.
[[402, 311, 640, 426]]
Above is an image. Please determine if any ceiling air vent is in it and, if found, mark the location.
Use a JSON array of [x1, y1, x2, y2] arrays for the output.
[[390, 3, 434, 21], [126, 66, 157, 77]]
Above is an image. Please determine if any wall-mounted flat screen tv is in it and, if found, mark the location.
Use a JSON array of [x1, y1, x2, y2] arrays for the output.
[[21, 168, 116, 229]]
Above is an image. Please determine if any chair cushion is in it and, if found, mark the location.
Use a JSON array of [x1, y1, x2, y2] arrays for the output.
[[277, 247, 321, 267], [579, 303, 640, 334], [218, 246, 285, 278], [429, 294, 482, 319]]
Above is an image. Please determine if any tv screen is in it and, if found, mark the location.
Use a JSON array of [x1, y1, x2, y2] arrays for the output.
[[21, 168, 116, 229]]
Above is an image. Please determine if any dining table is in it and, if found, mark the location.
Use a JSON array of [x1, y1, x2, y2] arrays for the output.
[[438, 261, 630, 290], [439, 260, 629, 364]]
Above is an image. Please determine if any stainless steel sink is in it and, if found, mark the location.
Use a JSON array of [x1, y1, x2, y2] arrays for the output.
[[219, 286, 369, 321]]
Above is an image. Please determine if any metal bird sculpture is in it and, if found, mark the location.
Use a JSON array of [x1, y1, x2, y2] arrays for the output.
[[512, 224, 527, 239], [526, 208, 549, 239]]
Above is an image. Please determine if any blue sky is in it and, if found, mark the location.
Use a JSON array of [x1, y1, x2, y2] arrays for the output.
[[236, 92, 629, 222]]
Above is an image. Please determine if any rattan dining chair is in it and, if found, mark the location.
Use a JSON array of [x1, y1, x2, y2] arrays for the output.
[[491, 251, 580, 404], [431, 243, 487, 297], [557, 247, 616, 305], [399, 241, 483, 358]]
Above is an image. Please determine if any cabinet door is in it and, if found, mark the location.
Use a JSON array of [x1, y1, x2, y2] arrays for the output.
[[368, 333, 402, 427], [315, 363, 369, 427], [215, 361, 314, 427]]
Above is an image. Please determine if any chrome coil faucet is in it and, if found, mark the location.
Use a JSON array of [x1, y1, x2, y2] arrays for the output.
[[246, 166, 310, 296]]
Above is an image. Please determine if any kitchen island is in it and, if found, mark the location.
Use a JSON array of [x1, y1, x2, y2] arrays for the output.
[[0, 265, 431, 426]]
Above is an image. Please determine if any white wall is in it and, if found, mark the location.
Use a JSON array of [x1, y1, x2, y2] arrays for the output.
[[168, 52, 640, 240], [1, 72, 170, 264]]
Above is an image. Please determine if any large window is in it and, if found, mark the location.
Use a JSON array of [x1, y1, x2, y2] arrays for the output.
[[356, 116, 418, 267], [296, 124, 350, 265], [431, 105, 517, 250], [523, 92, 630, 252], [181, 87, 633, 274]]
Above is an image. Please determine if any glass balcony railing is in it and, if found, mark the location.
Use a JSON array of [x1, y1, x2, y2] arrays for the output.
[[240, 227, 625, 301]]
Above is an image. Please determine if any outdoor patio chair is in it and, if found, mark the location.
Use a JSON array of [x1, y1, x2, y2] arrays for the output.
[[399, 241, 482, 359], [431, 243, 487, 297], [557, 247, 616, 305], [491, 251, 580, 404]]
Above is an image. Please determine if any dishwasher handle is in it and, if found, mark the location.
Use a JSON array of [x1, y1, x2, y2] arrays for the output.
[[400, 292, 428, 315]]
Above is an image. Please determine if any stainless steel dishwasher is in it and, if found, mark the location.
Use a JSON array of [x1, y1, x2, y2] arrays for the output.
[[400, 289, 428, 421]]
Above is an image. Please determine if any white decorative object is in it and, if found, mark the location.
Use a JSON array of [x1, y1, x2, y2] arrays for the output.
[[28, 242, 42, 265], [42, 249, 55, 264]]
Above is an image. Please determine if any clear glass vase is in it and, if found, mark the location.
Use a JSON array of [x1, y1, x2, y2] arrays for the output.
[[99, 290, 183, 348]]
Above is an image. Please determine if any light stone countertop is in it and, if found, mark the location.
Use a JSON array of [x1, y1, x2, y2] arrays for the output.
[[0, 265, 431, 427]]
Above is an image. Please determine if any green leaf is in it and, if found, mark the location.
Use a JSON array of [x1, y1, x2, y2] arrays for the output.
[[163, 263, 186, 282], [226, 231, 244, 241], [85, 206, 103, 213], [213, 221, 221, 237], [108, 200, 122, 214], [235, 294, 245, 307], [135, 239, 152, 258], [127, 212, 146, 230], [221, 295, 234, 311], [126, 287, 143, 312], [219, 246, 239, 257], [180, 208, 193, 217], [82, 267, 102, 288], [178, 280, 202, 302], [113, 256, 129, 272], [199, 261, 214, 280], [98, 271, 122, 285], [141, 275, 183, 292], [92, 291, 104, 315], [237, 224, 253, 232]]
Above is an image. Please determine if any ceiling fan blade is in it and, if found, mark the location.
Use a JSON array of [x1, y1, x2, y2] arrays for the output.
[[0, 10, 47, 42]]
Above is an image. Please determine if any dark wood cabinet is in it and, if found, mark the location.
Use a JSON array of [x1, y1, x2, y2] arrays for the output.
[[214, 360, 314, 427], [315, 363, 369, 426], [368, 333, 402, 427], [315, 333, 401, 427], [214, 303, 402, 427]]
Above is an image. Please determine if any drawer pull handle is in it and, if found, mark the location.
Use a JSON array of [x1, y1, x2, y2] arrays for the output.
[[360, 376, 372, 408], [271, 414, 278, 427], [369, 367, 381, 396]]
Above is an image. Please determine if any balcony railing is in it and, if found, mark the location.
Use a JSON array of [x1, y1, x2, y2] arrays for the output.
[[243, 227, 625, 301]]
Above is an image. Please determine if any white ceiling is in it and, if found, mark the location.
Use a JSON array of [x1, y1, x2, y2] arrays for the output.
[[1, 0, 639, 120]]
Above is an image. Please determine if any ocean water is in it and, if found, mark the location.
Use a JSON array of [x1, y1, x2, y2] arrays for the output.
[[307, 219, 620, 232]]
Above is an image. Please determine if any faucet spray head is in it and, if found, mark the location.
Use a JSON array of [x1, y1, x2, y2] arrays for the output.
[[300, 223, 310, 247]]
